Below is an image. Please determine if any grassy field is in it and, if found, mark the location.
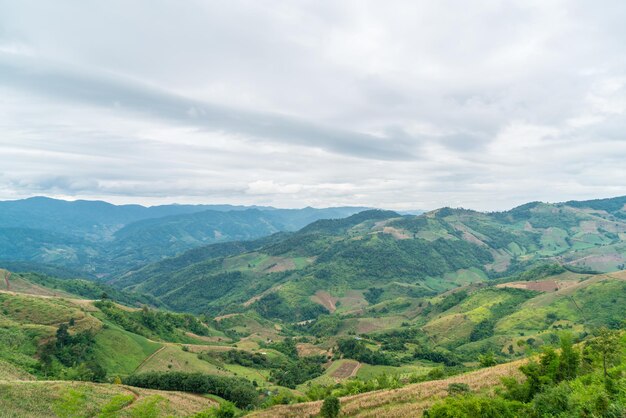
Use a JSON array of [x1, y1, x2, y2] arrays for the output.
[[0, 359, 35, 380], [135, 344, 230, 375], [92, 325, 162, 377]]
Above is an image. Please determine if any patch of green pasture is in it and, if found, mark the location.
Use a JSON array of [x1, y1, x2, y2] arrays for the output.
[[92, 324, 162, 376]]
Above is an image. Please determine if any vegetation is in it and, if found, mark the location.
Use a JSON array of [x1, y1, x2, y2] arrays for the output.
[[94, 300, 212, 342], [424, 331, 626, 417], [40, 322, 105, 382], [320, 396, 340, 418]]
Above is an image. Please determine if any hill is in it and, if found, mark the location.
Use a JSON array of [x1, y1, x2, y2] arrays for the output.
[[0, 265, 624, 416], [116, 196, 626, 320]]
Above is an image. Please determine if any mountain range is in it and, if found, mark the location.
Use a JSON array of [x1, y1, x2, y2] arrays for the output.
[[113, 196, 626, 319], [0, 197, 368, 277]]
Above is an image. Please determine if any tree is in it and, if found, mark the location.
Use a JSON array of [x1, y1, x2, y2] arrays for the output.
[[586, 327, 620, 379], [557, 333, 579, 381], [479, 351, 497, 367], [320, 396, 340, 418], [215, 401, 236, 418]]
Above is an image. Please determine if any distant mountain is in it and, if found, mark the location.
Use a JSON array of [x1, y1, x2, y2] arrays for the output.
[[0, 196, 282, 239], [0, 197, 367, 276], [115, 196, 626, 319]]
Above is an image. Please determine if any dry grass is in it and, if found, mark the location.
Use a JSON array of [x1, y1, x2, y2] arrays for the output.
[[250, 359, 526, 418], [0, 360, 35, 381]]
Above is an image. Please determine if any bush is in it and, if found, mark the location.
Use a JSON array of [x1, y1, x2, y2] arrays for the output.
[[423, 395, 527, 417], [320, 396, 340, 418], [447, 383, 470, 395]]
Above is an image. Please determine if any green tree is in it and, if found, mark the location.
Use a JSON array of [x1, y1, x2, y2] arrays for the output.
[[557, 333, 579, 381], [479, 351, 497, 367], [586, 327, 620, 379]]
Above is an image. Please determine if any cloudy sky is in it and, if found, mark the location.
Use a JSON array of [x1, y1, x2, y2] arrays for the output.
[[1, 1, 625, 211]]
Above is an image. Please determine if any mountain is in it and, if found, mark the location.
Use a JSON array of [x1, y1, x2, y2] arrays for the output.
[[116, 196, 626, 320], [0, 197, 367, 277]]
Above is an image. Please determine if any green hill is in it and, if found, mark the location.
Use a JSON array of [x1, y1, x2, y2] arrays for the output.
[[116, 197, 626, 320]]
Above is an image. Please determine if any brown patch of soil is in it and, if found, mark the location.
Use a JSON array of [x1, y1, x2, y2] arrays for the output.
[[382, 227, 412, 240], [265, 258, 296, 273], [331, 360, 361, 379], [311, 290, 338, 313], [297, 343, 328, 357]]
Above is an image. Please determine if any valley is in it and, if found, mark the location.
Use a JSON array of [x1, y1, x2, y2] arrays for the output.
[[0, 196, 625, 416]]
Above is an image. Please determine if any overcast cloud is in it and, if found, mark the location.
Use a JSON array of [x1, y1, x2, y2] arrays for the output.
[[0, 0, 625, 211]]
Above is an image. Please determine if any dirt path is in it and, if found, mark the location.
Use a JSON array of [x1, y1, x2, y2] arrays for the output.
[[134, 345, 166, 373], [311, 290, 337, 313], [3, 271, 10, 291]]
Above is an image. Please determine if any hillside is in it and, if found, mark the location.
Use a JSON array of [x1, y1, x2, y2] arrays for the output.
[[0, 266, 624, 416], [116, 196, 626, 320], [253, 328, 626, 417]]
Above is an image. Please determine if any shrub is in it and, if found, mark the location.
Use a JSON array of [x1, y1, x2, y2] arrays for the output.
[[447, 383, 470, 395], [320, 396, 340, 418], [423, 395, 526, 417]]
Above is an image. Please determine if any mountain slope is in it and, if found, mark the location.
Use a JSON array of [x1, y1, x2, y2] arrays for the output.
[[116, 197, 626, 319]]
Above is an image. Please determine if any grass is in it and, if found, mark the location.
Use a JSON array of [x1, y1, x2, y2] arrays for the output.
[[339, 316, 406, 335], [442, 268, 487, 286], [0, 293, 84, 326], [136, 345, 230, 375], [223, 363, 271, 385], [356, 363, 431, 380], [0, 359, 34, 380], [92, 324, 162, 376]]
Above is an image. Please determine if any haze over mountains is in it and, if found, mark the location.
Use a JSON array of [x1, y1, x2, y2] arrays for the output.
[[0, 196, 368, 277]]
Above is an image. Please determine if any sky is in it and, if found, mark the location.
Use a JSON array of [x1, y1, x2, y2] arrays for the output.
[[1, 1, 625, 211]]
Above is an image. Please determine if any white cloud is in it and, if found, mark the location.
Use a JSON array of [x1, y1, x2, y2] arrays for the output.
[[0, 0, 625, 210]]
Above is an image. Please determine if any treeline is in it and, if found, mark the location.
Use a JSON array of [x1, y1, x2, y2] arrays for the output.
[[123, 372, 258, 408], [252, 292, 328, 322], [94, 300, 210, 342], [17, 272, 159, 306], [337, 338, 398, 366]]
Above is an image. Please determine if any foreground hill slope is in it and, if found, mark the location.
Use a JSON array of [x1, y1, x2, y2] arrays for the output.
[[0, 380, 218, 417], [250, 359, 527, 417]]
